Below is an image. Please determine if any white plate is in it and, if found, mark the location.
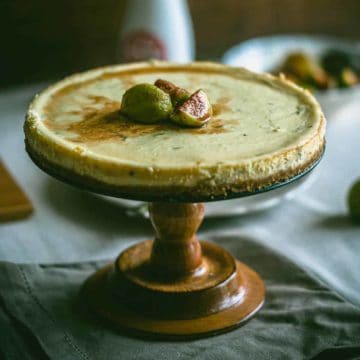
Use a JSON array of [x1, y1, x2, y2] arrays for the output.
[[107, 170, 318, 218], [222, 34, 360, 118]]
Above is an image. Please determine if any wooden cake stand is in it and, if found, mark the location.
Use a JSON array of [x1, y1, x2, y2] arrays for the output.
[[28, 150, 322, 339]]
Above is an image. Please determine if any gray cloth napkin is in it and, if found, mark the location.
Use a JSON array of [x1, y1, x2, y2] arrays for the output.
[[0, 236, 360, 360]]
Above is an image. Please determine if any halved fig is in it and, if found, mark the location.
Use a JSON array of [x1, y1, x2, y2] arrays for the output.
[[170, 89, 212, 127], [154, 79, 190, 106]]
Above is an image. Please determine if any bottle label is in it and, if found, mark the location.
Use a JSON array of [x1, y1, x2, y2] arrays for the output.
[[122, 30, 167, 62]]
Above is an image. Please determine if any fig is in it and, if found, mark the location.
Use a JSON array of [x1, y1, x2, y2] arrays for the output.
[[339, 68, 358, 88], [348, 179, 360, 223], [282, 53, 316, 78], [121, 83, 173, 124], [154, 79, 190, 106], [322, 49, 352, 76], [170, 89, 212, 127], [281, 52, 329, 89]]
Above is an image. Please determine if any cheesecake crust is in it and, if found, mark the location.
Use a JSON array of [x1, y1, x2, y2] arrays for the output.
[[25, 139, 324, 202]]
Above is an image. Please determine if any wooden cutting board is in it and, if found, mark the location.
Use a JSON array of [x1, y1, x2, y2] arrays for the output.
[[0, 160, 33, 222]]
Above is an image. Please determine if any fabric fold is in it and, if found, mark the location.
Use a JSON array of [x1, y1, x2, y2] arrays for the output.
[[0, 237, 359, 360]]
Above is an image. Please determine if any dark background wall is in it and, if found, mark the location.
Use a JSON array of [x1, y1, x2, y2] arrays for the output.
[[1, 0, 360, 88]]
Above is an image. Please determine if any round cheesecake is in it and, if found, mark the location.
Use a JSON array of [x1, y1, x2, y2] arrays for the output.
[[24, 61, 325, 201]]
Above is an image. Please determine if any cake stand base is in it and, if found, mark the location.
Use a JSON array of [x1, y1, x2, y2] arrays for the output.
[[82, 237, 265, 339]]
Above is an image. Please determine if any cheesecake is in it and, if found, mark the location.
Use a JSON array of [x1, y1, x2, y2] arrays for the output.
[[24, 61, 325, 201]]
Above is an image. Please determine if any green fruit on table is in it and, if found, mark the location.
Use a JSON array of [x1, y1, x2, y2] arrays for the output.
[[121, 83, 173, 123], [348, 179, 360, 223]]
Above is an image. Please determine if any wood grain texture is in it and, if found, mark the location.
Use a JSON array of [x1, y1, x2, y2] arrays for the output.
[[1, 0, 359, 87], [149, 203, 204, 276], [82, 242, 265, 338], [81, 202, 265, 338], [0, 161, 33, 222]]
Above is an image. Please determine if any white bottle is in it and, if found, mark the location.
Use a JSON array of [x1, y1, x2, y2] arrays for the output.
[[119, 0, 195, 63]]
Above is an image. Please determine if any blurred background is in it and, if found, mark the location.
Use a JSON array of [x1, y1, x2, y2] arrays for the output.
[[1, 0, 360, 89]]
